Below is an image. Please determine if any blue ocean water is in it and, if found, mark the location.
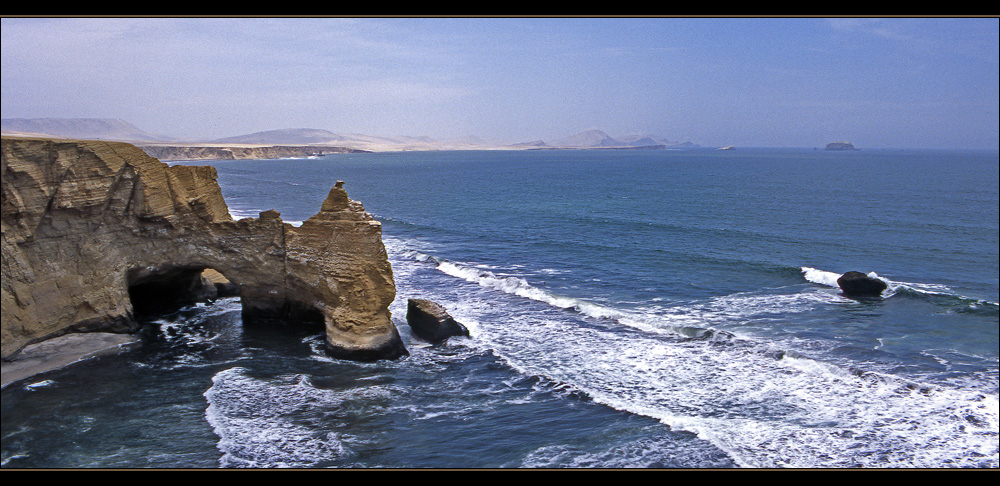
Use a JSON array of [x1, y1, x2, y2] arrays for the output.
[[2, 147, 997, 468]]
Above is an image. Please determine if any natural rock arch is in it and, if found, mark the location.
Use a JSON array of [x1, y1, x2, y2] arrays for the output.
[[2, 137, 406, 362]]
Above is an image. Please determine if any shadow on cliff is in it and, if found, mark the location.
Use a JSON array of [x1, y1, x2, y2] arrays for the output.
[[128, 267, 240, 318]]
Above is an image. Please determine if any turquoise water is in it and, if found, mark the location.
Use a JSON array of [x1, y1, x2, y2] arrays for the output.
[[2, 147, 997, 468]]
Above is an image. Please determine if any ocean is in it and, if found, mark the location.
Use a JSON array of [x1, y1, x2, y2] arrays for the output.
[[2, 147, 997, 468]]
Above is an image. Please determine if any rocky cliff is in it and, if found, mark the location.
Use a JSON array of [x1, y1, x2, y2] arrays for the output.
[[1, 137, 406, 361]]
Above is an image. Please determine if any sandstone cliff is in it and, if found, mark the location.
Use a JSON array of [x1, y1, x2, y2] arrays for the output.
[[1, 137, 406, 361]]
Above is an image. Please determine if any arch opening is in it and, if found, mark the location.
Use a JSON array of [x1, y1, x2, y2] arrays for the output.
[[127, 266, 239, 318]]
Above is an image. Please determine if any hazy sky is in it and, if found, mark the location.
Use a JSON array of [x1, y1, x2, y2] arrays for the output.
[[2, 17, 998, 149]]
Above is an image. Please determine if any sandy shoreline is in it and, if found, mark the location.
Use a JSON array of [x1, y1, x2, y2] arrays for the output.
[[1, 332, 141, 389]]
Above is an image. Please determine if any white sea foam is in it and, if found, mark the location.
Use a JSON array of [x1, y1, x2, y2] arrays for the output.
[[800, 266, 843, 288], [801, 266, 999, 307], [204, 367, 364, 468], [227, 207, 262, 220], [519, 435, 733, 468], [385, 241, 999, 468], [485, 309, 998, 468], [24, 380, 56, 390], [800, 266, 890, 291], [404, 248, 838, 340], [226, 208, 303, 226]]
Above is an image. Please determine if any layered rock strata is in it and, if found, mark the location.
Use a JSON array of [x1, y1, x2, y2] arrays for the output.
[[1, 137, 406, 361]]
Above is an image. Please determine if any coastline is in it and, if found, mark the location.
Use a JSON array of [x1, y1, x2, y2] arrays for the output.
[[0, 332, 141, 389], [0, 130, 699, 160]]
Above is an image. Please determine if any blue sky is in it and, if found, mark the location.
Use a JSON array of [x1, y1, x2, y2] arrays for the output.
[[2, 17, 998, 149]]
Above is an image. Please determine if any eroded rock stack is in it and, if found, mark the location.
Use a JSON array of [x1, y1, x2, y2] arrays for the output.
[[1, 137, 406, 361], [406, 298, 470, 343]]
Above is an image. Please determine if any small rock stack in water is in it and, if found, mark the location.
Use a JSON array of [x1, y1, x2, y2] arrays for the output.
[[406, 299, 470, 343]]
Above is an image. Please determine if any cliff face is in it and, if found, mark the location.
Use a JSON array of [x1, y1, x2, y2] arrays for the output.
[[1, 137, 405, 361]]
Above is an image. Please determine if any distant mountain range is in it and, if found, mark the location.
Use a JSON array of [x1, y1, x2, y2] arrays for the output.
[[1, 118, 176, 142], [548, 129, 696, 149], [1, 118, 699, 152]]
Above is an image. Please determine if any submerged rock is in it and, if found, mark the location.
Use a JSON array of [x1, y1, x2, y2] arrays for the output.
[[406, 299, 470, 343], [837, 271, 888, 297], [1, 136, 405, 362]]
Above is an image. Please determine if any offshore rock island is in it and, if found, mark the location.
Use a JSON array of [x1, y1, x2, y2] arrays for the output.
[[824, 141, 857, 150], [1, 137, 406, 366]]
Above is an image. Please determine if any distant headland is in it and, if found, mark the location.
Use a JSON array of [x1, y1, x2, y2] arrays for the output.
[[1, 118, 700, 160]]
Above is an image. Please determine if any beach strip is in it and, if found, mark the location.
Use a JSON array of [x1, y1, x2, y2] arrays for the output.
[[1, 333, 140, 389]]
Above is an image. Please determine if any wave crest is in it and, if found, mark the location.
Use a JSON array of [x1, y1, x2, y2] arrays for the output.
[[801, 266, 998, 312]]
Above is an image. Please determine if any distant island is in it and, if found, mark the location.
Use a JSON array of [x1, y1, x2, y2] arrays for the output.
[[825, 141, 856, 151], [1, 118, 700, 160]]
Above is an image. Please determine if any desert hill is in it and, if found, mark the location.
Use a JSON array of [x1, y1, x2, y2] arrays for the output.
[[1, 118, 174, 142], [2, 118, 699, 153]]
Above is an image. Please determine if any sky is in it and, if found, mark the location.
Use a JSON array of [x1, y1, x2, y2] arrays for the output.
[[2, 17, 998, 149]]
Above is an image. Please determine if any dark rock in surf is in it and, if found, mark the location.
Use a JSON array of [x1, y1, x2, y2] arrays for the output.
[[406, 299, 470, 343], [837, 271, 888, 297]]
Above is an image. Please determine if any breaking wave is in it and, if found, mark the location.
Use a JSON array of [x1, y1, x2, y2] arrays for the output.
[[801, 266, 998, 314]]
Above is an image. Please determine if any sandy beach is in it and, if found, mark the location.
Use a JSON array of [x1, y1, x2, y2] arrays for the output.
[[1, 332, 140, 389]]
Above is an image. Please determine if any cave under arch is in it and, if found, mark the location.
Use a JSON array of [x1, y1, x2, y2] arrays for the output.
[[125, 264, 327, 334], [126, 265, 239, 318]]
